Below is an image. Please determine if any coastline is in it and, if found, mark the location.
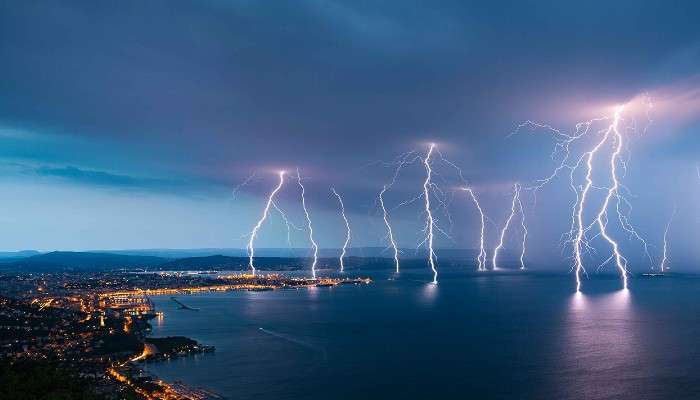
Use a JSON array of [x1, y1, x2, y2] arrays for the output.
[[116, 297, 225, 400]]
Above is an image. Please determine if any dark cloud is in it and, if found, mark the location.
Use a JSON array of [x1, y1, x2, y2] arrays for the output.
[[0, 1, 699, 258], [33, 165, 173, 190], [1, 0, 698, 184], [0, 161, 216, 196]]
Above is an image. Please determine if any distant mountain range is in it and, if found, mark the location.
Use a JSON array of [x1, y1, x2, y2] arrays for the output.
[[159, 255, 395, 271], [0, 250, 42, 259], [0, 247, 481, 260], [0, 248, 488, 272], [1, 251, 167, 271], [88, 247, 410, 259]]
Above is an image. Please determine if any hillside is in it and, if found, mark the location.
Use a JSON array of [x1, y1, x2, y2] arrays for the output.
[[4, 251, 167, 271]]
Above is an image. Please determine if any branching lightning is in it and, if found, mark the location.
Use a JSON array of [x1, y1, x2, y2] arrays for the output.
[[247, 171, 285, 276], [376, 150, 422, 274], [659, 205, 676, 272], [492, 183, 521, 271], [331, 188, 351, 273], [232, 170, 257, 200], [462, 187, 487, 271], [422, 143, 438, 283], [592, 107, 630, 290], [297, 168, 318, 279], [271, 200, 302, 248], [564, 108, 629, 291], [514, 103, 652, 291], [377, 144, 473, 279]]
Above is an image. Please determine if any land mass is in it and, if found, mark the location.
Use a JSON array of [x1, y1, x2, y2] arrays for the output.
[[0, 249, 490, 272]]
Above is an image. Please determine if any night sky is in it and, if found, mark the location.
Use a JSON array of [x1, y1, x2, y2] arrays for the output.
[[1, 1, 699, 270]]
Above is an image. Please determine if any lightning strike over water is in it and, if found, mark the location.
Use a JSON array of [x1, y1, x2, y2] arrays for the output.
[[516, 186, 528, 270], [379, 185, 400, 274], [297, 168, 319, 279], [331, 188, 351, 272], [594, 107, 630, 290], [570, 129, 605, 287], [659, 206, 676, 272], [376, 150, 423, 274], [377, 145, 468, 278], [492, 183, 521, 271], [571, 106, 648, 291], [515, 101, 653, 291], [422, 143, 438, 283], [571, 134, 604, 290], [462, 188, 487, 271], [246, 171, 285, 276]]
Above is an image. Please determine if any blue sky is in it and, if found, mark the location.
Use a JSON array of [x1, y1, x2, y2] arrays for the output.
[[1, 1, 699, 270]]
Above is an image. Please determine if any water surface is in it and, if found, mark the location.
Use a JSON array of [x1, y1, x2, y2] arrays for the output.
[[145, 270, 700, 399]]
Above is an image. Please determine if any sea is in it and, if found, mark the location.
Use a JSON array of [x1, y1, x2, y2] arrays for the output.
[[144, 268, 700, 400]]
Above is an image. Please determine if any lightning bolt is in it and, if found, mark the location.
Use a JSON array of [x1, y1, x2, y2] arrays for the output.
[[570, 106, 634, 291], [232, 170, 257, 200], [331, 188, 351, 273], [271, 201, 302, 248], [514, 103, 651, 291], [593, 106, 630, 290], [659, 205, 676, 272], [570, 117, 616, 291], [516, 185, 528, 270], [377, 145, 470, 279], [246, 170, 285, 276], [422, 143, 438, 284], [376, 150, 422, 274], [379, 184, 400, 274], [462, 187, 487, 271], [297, 168, 318, 279], [492, 183, 521, 270]]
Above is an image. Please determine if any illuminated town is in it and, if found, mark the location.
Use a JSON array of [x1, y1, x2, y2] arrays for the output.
[[0, 271, 370, 399]]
